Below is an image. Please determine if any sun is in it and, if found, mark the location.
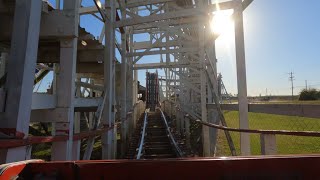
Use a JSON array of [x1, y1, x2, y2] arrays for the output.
[[210, 10, 234, 36]]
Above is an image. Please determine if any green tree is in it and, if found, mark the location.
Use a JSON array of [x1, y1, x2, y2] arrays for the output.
[[299, 88, 319, 100]]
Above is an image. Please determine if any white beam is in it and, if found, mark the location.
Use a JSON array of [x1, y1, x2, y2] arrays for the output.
[[128, 48, 198, 57], [115, 1, 235, 27], [133, 62, 191, 70], [198, 1, 210, 157], [0, 0, 42, 164], [102, 0, 116, 159], [120, 4, 128, 157], [51, 0, 79, 161], [126, 0, 174, 8], [76, 81, 104, 91], [31, 94, 56, 110], [30, 108, 70, 122], [79, 0, 172, 15], [234, 0, 250, 156]]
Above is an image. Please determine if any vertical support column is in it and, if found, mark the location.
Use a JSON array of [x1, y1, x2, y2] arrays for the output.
[[185, 115, 191, 150], [72, 78, 81, 160], [0, 52, 8, 78], [206, 28, 220, 156], [234, 0, 250, 155], [0, 0, 42, 163], [133, 70, 138, 104], [52, 40, 78, 160], [260, 134, 277, 155], [102, 0, 116, 159], [198, 1, 210, 157], [179, 109, 184, 135], [120, 2, 127, 157], [127, 25, 135, 107], [89, 79, 95, 129], [52, 0, 79, 161], [165, 7, 170, 102], [133, 70, 138, 128], [56, 0, 60, 9]]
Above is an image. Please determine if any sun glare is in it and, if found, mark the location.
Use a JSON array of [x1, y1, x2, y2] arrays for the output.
[[210, 10, 234, 35]]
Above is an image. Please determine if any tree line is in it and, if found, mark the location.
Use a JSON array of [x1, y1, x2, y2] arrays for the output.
[[299, 89, 320, 100]]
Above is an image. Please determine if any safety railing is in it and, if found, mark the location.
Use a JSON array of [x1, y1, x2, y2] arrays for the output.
[[136, 111, 148, 159], [196, 119, 320, 155], [159, 108, 184, 157]]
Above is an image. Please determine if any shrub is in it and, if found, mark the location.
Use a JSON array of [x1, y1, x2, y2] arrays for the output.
[[299, 89, 319, 100]]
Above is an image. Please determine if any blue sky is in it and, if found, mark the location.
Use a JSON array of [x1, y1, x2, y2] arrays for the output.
[[237, 0, 320, 96], [43, 0, 320, 96]]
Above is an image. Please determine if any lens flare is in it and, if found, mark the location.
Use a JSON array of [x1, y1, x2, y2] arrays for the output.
[[210, 10, 234, 35]]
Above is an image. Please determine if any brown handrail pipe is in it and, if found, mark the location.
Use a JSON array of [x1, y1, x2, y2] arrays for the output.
[[196, 120, 320, 137]]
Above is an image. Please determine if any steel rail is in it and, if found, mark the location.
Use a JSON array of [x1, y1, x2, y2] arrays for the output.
[[159, 108, 184, 157], [136, 111, 148, 159]]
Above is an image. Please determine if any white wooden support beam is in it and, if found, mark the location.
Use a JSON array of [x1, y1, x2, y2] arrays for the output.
[[260, 134, 277, 155], [204, 26, 220, 155], [126, 0, 174, 8], [31, 94, 56, 110], [133, 69, 138, 110], [115, 1, 235, 27], [172, 70, 201, 94], [132, 33, 166, 63], [0, 0, 42, 164], [76, 81, 104, 91], [127, 28, 134, 108], [133, 70, 137, 103], [79, 0, 171, 15], [184, 115, 191, 149], [132, 40, 186, 50], [128, 48, 198, 58], [132, 17, 201, 31], [198, 1, 210, 157], [133, 62, 191, 70], [30, 108, 70, 122], [51, 0, 79, 161], [74, 97, 102, 108], [102, 0, 116, 159], [234, 0, 250, 156], [51, 39, 78, 161], [120, 2, 128, 158], [72, 78, 81, 160], [242, 0, 254, 10]]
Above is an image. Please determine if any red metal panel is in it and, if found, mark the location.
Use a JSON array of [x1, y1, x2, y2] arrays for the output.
[[75, 156, 320, 179], [2, 155, 320, 179], [20, 162, 75, 179]]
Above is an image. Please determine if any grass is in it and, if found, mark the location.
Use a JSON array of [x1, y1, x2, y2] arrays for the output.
[[230, 99, 320, 105], [252, 100, 320, 105], [30, 108, 320, 159], [215, 111, 320, 156]]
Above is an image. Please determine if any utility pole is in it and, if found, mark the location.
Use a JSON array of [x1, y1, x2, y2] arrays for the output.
[[265, 88, 268, 97], [305, 80, 308, 90], [288, 72, 295, 101]]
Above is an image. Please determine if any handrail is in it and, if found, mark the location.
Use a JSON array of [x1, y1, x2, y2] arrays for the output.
[[136, 111, 148, 159], [159, 108, 184, 157], [197, 120, 320, 137]]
